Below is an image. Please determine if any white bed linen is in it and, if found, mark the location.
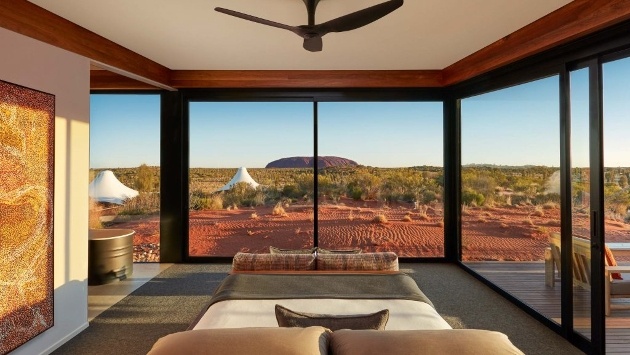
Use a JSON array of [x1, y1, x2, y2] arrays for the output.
[[192, 299, 452, 330]]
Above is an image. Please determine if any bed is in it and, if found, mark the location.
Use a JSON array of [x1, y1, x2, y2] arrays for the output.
[[190, 272, 452, 330], [148, 252, 525, 355]]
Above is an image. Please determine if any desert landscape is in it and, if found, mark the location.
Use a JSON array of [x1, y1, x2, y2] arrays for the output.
[[113, 198, 630, 262], [94, 162, 630, 263]]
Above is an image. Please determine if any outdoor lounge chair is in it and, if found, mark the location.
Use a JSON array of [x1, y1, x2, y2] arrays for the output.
[[545, 232, 630, 315]]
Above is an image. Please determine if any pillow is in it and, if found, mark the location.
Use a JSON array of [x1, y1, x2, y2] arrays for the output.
[[330, 329, 525, 355], [316, 252, 399, 271], [317, 247, 362, 254], [232, 252, 316, 271], [147, 327, 330, 355], [270, 246, 317, 254], [275, 304, 389, 331]]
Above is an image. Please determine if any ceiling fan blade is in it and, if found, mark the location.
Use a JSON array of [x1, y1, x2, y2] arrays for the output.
[[215, 7, 305, 37], [314, 0, 403, 35], [303, 37, 323, 52]]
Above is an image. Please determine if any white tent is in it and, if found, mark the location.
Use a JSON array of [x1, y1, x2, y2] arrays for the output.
[[218, 167, 260, 191], [89, 170, 139, 205]]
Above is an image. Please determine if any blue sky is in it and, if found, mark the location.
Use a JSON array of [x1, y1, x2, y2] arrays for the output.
[[90, 58, 630, 169]]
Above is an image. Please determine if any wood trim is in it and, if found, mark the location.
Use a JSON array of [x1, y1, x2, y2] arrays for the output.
[[169, 70, 443, 88], [0, 0, 171, 89], [442, 0, 630, 86], [90, 70, 160, 90]]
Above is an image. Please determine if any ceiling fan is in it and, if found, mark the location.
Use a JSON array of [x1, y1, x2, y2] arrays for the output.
[[215, 0, 404, 52]]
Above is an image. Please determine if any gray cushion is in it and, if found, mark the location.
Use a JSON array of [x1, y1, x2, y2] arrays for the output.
[[317, 247, 362, 254], [275, 304, 389, 331], [269, 246, 317, 254]]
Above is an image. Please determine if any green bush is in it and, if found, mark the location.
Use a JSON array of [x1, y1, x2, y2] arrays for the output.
[[462, 189, 485, 206]]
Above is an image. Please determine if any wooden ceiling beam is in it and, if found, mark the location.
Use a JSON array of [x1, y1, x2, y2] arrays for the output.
[[90, 70, 161, 91], [442, 0, 630, 86], [169, 70, 443, 89], [0, 0, 172, 90]]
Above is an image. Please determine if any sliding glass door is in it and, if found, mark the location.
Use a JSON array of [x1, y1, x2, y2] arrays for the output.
[[186, 100, 444, 258]]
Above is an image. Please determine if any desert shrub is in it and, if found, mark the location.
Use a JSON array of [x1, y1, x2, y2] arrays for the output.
[[223, 182, 263, 208], [531, 207, 544, 217], [462, 189, 485, 206], [510, 194, 529, 206], [282, 184, 301, 200], [89, 199, 103, 229], [135, 164, 155, 192], [532, 192, 560, 205], [402, 215, 413, 222], [349, 186, 364, 200], [372, 214, 388, 224], [542, 201, 559, 210], [272, 202, 286, 216], [250, 212, 259, 219], [421, 190, 438, 204], [119, 192, 160, 215], [189, 190, 223, 210]]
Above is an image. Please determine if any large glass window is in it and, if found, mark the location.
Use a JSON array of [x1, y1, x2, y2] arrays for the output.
[[461, 76, 561, 322], [603, 57, 630, 341], [89, 94, 161, 262], [187, 101, 443, 257], [318, 102, 444, 256], [188, 102, 313, 257]]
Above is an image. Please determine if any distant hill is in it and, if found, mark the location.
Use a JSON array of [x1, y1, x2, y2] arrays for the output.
[[265, 156, 358, 169]]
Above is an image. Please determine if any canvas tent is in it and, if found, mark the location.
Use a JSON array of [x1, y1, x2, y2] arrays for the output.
[[218, 167, 260, 191], [89, 170, 139, 205]]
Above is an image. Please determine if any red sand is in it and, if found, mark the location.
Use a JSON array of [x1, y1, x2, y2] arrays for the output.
[[112, 198, 630, 262]]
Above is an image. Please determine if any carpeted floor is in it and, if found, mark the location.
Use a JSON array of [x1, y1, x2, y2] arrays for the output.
[[54, 263, 584, 355]]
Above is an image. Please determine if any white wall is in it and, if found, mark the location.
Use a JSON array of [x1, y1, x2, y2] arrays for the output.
[[0, 27, 90, 354]]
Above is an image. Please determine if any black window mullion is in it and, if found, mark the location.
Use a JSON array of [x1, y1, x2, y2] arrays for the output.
[[313, 101, 319, 248], [588, 58, 605, 355]]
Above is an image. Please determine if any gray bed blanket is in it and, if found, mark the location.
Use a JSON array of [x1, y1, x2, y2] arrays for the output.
[[209, 273, 435, 308]]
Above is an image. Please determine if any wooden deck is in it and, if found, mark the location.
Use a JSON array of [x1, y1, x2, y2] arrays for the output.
[[466, 261, 630, 354]]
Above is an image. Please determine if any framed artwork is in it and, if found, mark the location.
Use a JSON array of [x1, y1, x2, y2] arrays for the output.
[[0, 80, 55, 353]]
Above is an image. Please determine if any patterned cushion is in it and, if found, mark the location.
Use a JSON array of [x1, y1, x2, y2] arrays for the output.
[[275, 305, 389, 331], [270, 246, 317, 255], [316, 252, 399, 271], [232, 252, 316, 271]]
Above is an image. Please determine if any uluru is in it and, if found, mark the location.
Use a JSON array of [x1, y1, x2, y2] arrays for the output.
[[265, 156, 358, 168]]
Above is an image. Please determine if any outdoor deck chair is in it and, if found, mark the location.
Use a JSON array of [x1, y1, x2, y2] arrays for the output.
[[545, 232, 630, 315]]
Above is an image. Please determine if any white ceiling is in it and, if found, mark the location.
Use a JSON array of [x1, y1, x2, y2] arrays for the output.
[[29, 0, 573, 70]]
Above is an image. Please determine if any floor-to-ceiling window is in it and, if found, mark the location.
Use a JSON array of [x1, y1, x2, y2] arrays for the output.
[[318, 102, 444, 257], [90, 94, 161, 262], [602, 56, 630, 349], [461, 76, 562, 322], [185, 99, 444, 257]]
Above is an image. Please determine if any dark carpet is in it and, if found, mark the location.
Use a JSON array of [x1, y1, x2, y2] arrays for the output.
[[54, 263, 584, 355], [53, 264, 231, 355]]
